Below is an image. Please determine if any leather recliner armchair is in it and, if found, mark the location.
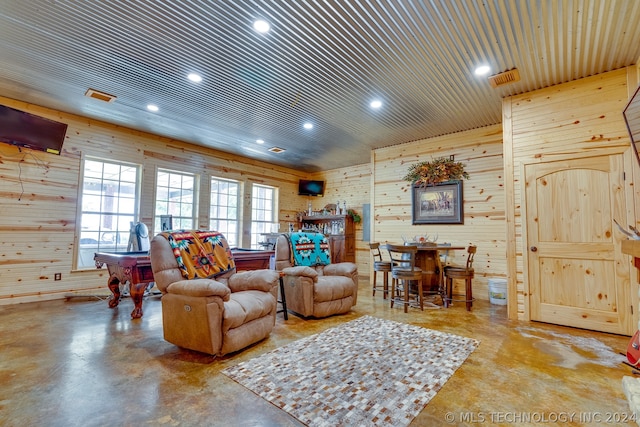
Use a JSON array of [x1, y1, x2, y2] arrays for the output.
[[274, 232, 358, 318], [150, 231, 279, 356]]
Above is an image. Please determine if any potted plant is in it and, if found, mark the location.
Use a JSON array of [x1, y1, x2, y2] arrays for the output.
[[403, 156, 469, 187], [347, 209, 361, 224]]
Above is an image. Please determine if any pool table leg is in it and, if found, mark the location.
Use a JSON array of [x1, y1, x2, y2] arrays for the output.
[[107, 274, 122, 308], [129, 281, 146, 319]]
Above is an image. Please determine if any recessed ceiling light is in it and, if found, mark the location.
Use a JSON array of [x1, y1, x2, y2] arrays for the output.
[[147, 104, 159, 112], [187, 73, 202, 83], [253, 19, 270, 33], [370, 99, 382, 109], [256, 139, 265, 144], [303, 122, 313, 130], [268, 146, 285, 153], [474, 65, 491, 76]]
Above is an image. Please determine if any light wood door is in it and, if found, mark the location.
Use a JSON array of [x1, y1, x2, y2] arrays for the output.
[[525, 154, 633, 335]]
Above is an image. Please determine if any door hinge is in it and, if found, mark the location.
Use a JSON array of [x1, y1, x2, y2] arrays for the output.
[[632, 305, 634, 315], [624, 171, 626, 181]]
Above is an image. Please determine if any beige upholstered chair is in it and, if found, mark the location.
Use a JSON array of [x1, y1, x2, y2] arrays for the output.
[[274, 232, 358, 318], [149, 231, 279, 356]]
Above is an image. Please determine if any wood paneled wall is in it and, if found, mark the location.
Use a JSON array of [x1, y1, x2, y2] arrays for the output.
[[312, 163, 372, 271], [3, 67, 634, 313], [0, 96, 309, 304], [371, 124, 506, 301], [503, 67, 638, 320]]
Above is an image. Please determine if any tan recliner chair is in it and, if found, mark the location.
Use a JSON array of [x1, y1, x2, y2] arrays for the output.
[[150, 231, 279, 356], [274, 232, 358, 318]]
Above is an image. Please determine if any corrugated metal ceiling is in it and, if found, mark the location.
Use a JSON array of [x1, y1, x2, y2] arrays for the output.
[[0, 0, 639, 171]]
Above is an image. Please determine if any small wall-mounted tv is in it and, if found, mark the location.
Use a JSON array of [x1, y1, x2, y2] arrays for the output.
[[0, 105, 68, 155], [298, 179, 325, 197]]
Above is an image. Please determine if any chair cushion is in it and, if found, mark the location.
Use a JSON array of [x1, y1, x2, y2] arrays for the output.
[[373, 260, 392, 271], [161, 230, 235, 279], [287, 232, 331, 267], [444, 266, 474, 273], [392, 267, 423, 281], [223, 290, 276, 330], [444, 266, 474, 279], [315, 276, 354, 302]]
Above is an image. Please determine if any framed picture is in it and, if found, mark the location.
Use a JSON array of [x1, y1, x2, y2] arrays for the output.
[[412, 181, 463, 224]]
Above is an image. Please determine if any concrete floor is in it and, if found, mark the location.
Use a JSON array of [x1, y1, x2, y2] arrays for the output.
[[0, 279, 636, 426]]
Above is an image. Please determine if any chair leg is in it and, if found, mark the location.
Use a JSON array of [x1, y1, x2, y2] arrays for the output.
[[465, 278, 473, 311], [445, 277, 453, 308], [390, 278, 396, 308], [417, 279, 424, 311], [383, 272, 389, 299], [440, 271, 448, 306], [372, 270, 377, 296], [403, 280, 409, 313]]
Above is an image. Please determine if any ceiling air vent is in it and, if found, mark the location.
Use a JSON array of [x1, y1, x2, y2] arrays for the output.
[[488, 68, 520, 88], [85, 88, 117, 103], [268, 146, 286, 153]]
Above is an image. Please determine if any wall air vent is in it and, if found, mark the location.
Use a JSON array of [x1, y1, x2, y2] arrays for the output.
[[268, 146, 286, 153], [85, 88, 117, 103], [488, 68, 520, 88]]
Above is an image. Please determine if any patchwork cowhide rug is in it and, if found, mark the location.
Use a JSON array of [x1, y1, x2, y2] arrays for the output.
[[222, 315, 479, 427]]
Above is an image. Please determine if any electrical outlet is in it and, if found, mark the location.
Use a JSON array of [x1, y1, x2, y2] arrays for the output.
[[54, 273, 61, 281]]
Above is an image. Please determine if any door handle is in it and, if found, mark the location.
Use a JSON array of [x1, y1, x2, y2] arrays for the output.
[[530, 246, 538, 252]]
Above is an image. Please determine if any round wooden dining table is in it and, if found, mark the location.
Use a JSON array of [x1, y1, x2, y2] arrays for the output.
[[415, 244, 466, 291], [383, 243, 466, 306]]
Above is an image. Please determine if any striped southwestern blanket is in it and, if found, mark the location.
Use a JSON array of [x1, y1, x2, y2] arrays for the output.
[[160, 230, 235, 279]]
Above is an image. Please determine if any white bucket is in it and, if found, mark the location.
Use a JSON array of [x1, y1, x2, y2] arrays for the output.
[[489, 278, 507, 305]]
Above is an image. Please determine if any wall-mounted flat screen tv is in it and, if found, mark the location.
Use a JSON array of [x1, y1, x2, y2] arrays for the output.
[[0, 105, 68, 155], [298, 179, 325, 197]]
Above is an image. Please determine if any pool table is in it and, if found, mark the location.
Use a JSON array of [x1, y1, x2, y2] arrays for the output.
[[94, 249, 275, 319]]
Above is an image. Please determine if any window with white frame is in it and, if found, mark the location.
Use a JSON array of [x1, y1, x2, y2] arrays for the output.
[[154, 169, 196, 232], [77, 158, 140, 268], [209, 177, 240, 246], [250, 183, 277, 249]]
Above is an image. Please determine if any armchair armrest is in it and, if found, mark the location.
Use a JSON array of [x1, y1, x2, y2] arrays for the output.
[[282, 265, 319, 279], [228, 269, 279, 293], [323, 262, 357, 277], [166, 279, 231, 300]]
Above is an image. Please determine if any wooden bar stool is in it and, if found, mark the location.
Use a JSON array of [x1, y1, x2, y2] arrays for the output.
[[386, 244, 423, 312], [369, 242, 392, 298], [443, 245, 477, 311]]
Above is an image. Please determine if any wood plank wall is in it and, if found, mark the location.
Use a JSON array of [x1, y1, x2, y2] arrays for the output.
[[312, 163, 372, 272], [371, 124, 506, 301], [3, 66, 634, 313], [503, 67, 638, 320], [0, 96, 309, 304]]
